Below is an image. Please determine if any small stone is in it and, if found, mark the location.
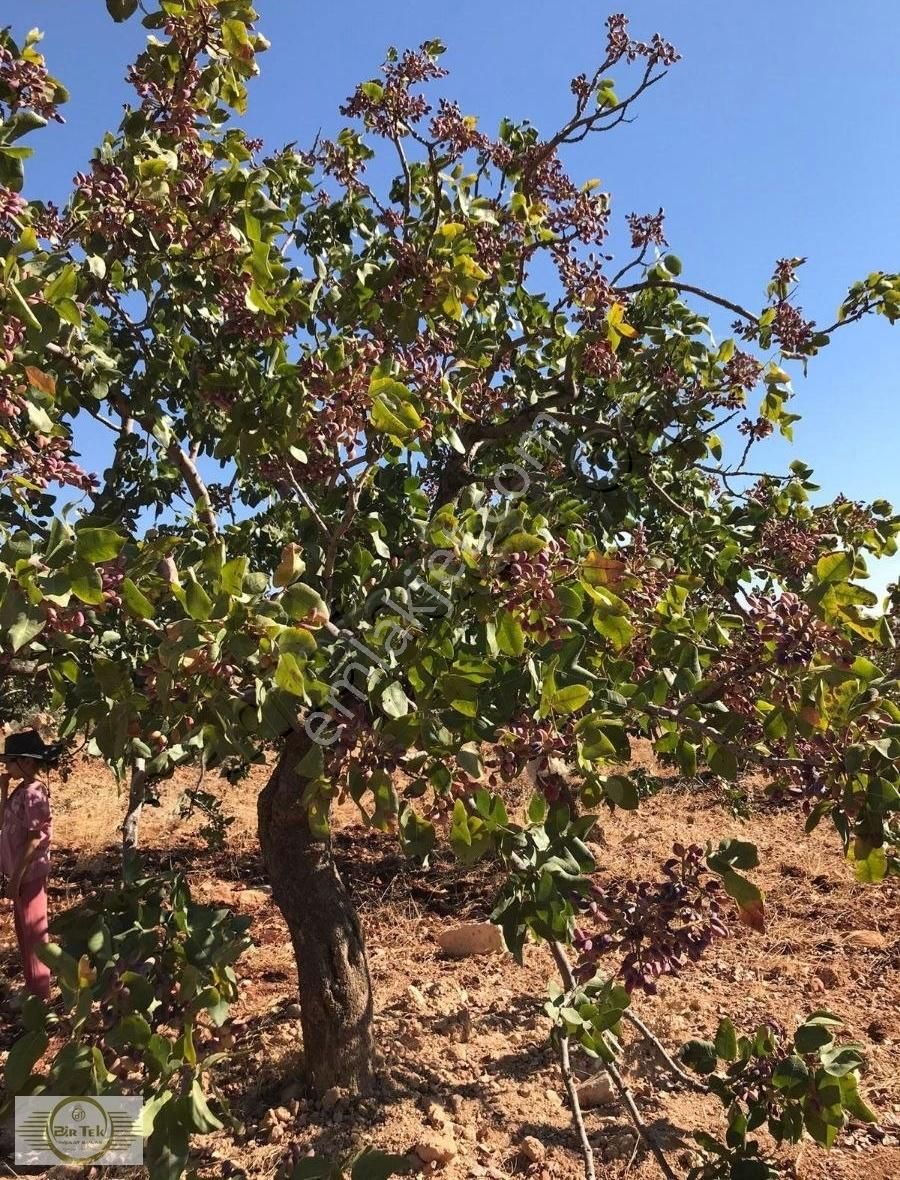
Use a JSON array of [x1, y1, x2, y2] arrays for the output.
[[272, 1106, 291, 1124], [845, 930, 888, 951], [236, 889, 270, 910], [576, 1074, 615, 1109], [267, 1123, 284, 1144], [436, 922, 505, 958], [427, 1103, 452, 1129], [408, 984, 430, 1011], [519, 1136, 546, 1164], [321, 1086, 343, 1112], [415, 1132, 458, 1165], [544, 1088, 564, 1108], [814, 964, 841, 989], [284, 1002, 302, 1019]]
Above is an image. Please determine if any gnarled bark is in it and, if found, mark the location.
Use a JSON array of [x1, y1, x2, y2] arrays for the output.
[[257, 731, 374, 1095]]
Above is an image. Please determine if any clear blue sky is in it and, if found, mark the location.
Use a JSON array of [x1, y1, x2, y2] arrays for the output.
[[15, 1, 900, 591]]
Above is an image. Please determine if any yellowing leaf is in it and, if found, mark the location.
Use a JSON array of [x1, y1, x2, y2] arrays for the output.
[[24, 366, 56, 397], [582, 550, 626, 587]]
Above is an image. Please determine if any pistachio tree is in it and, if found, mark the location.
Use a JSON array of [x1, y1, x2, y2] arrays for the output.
[[2, 4, 899, 1171]]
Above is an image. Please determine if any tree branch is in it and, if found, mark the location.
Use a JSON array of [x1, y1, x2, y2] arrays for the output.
[[618, 279, 758, 324]]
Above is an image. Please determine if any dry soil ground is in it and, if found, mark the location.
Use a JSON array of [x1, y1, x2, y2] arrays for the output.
[[0, 751, 898, 1180]]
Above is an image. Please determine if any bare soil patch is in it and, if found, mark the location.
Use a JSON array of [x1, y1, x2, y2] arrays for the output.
[[1, 755, 898, 1179]]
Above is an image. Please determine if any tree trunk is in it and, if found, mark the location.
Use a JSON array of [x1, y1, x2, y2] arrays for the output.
[[121, 767, 147, 872], [257, 732, 374, 1095]]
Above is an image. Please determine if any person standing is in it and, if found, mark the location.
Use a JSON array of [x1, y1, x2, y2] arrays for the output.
[[0, 729, 59, 1002]]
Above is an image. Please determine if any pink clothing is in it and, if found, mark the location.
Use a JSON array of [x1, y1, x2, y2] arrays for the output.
[[13, 876, 51, 999], [0, 779, 52, 883]]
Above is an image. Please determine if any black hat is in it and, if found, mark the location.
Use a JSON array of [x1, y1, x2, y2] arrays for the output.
[[0, 729, 62, 763]]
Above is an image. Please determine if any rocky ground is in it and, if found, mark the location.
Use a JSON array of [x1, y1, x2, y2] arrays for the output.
[[0, 752, 898, 1179]]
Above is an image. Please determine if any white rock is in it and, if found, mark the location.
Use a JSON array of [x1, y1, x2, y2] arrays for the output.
[[236, 888, 270, 909], [436, 922, 505, 958], [576, 1073, 615, 1109]]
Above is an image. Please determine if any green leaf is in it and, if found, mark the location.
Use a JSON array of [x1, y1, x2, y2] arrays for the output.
[[275, 652, 307, 697], [592, 609, 634, 651], [6, 604, 45, 653], [221, 556, 249, 596], [282, 583, 330, 627], [549, 683, 591, 714], [350, 1148, 413, 1179], [370, 392, 423, 441], [496, 610, 525, 657], [794, 1021, 835, 1054], [680, 1038, 718, 1075], [714, 1018, 738, 1061], [850, 839, 888, 883], [141, 1090, 174, 1137], [145, 1101, 190, 1180], [188, 1079, 224, 1133], [398, 806, 436, 863], [70, 559, 104, 605], [815, 550, 854, 584], [604, 774, 639, 809], [719, 869, 765, 932], [4, 1029, 48, 1092], [7, 279, 41, 331], [457, 742, 483, 780], [106, 0, 139, 20], [245, 282, 276, 314], [182, 573, 213, 621], [44, 263, 78, 304], [381, 681, 410, 718], [772, 1053, 810, 1094], [108, 1013, 152, 1050], [121, 578, 155, 620], [708, 744, 739, 780], [274, 543, 305, 588], [222, 18, 252, 55]]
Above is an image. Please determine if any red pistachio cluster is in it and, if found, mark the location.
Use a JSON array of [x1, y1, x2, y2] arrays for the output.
[[0, 185, 26, 227], [490, 715, 577, 803], [604, 13, 680, 68], [0, 39, 65, 122], [491, 540, 576, 643], [340, 45, 449, 136], [574, 842, 727, 993], [626, 208, 667, 250]]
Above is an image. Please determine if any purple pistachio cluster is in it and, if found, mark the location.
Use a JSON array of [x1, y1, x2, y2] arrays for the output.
[[573, 842, 727, 993], [492, 540, 575, 644]]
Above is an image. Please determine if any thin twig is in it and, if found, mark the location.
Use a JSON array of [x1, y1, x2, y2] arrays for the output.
[[604, 1058, 678, 1180], [551, 943, 677, 1180], [548, 941, 597, 1180], [554, 1030, 597, 1180], [622, 1009, 707, 1092]]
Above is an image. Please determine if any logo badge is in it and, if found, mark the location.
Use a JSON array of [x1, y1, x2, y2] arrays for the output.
[[15, 1096, 143, 1166]]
